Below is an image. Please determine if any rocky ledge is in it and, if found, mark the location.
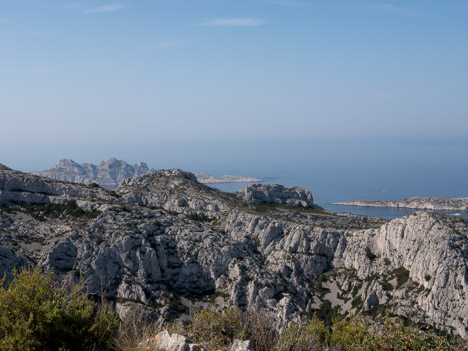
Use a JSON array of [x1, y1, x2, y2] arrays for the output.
[[333, 196, 468, 212], [1, 163, 468, 340]]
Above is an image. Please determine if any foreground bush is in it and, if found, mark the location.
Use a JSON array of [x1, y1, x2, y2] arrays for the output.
[[0, 268, 119, 351], [135, 307, 456, 351]]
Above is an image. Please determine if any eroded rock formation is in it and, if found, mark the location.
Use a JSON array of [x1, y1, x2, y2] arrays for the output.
[[1, 164, 467, 340]]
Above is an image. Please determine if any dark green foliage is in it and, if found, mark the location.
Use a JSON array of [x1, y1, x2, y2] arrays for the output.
[[21, 200, 101, 220], [393, 266, 410, 288], [314, 300, 341, 327], [366, 249, 377, 261], [0, 268, 119, 351], [351, 296, 364, 310], [187, 213, 211, 222], [381, 280, 394, 291]]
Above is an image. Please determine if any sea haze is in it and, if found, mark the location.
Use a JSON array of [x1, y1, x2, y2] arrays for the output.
[[4, 136, 468, 219], [186, 137, 468, 219]]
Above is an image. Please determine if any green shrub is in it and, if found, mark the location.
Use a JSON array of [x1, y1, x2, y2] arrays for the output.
[[175, 307, 247, 350], [330, 317, 369, 350], [278, 316, 328, 351], [0, 267, 119, 351], [393, 266, 410, 288], [366, 319, 452, 351]]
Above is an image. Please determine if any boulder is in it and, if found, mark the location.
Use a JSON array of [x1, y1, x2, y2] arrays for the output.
[[236, 184, 314, 208], [230, 339, 253, 351]]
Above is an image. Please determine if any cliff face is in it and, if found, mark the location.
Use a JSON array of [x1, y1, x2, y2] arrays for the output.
[[32, 158, 151, 187], [1, 165, 467, 339]]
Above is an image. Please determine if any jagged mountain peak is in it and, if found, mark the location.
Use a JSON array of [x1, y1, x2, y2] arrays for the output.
[[32, 158, 151, 187]]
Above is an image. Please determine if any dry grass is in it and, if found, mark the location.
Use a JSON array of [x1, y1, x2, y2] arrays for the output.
[[112, 306, 161, 351], [112, 305, 464, 351]]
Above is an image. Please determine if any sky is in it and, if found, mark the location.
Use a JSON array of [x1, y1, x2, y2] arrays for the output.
[[0, 0, 467, 172]]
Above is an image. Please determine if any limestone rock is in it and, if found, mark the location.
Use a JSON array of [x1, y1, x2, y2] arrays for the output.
[[1, 168, 468, 340], [32, 158, 151, 187], [140, 330, 201, 351], [0, 166, 116, 207], [230, 340, 253, 351], [33, 159, 263, 188], [236, 184, 314, 208]]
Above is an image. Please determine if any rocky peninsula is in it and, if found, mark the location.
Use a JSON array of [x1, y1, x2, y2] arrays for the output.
[[333, 196, 468, 212], [1, 163, 468, 340], [193, 172, 262, 184]]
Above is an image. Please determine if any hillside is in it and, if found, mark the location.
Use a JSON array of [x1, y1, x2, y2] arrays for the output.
[[1, 163, 468, 341]]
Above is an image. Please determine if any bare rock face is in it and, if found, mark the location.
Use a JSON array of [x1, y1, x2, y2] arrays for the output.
[[1, 166, 468, 340], [117, 169, 234, 218], [230, 340, 252, 351], [32, 158, 151, 187], [0, 166, 116, 207], [236, 184, 314, 208]]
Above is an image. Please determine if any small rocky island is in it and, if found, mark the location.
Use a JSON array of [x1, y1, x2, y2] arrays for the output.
[[33, 158, 263, 187], [192, 172, 262, 184], [333, 196, 468, 212]]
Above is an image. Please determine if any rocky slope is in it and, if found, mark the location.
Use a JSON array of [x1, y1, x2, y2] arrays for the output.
[[333, 197, 468, 212], [1, 163, 468, 340]]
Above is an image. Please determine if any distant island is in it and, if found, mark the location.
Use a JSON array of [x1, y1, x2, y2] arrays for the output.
[[332, 196, 468, 212], [32, 159, 263, 187], [192, 172, 262, 184]]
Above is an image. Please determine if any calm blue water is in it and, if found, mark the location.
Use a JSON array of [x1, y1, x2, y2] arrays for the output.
[[181, 137, 468, 220], [210, 181, 468, 220], [11, 137, 468, 220]]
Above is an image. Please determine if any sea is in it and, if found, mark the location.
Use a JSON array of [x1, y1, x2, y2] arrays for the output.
[[9, 136, 468, 220], [180, 137, 468, 220]]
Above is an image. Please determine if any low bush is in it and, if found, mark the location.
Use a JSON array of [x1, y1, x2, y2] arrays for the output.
[[0, 267, 119, 351]]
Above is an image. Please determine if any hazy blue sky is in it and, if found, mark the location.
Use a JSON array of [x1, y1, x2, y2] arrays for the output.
[[1, 0, 467, 171]]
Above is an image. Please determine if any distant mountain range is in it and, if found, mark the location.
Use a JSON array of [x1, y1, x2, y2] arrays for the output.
[[32, 158, 263, 187]]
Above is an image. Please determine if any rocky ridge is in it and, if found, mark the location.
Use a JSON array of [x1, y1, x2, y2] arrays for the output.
[[32, 158, 151, 187], [1, 164, 468, 340], [236, 184, 314, 208], [33, 159, 264, 188], [333, 197, 468, 212]]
